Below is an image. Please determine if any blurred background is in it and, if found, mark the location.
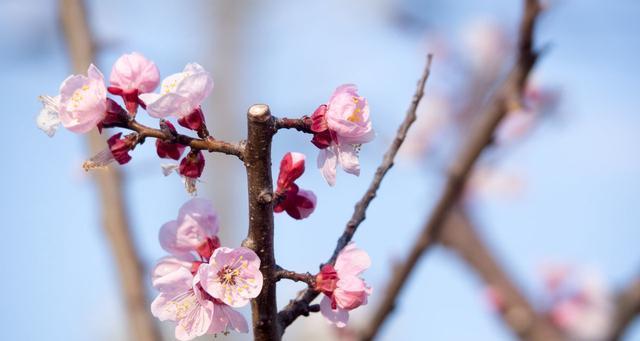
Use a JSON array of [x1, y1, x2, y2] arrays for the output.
[[1, 0, 639, 340]]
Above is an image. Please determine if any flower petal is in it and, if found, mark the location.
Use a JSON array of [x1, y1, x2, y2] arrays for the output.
[[319, 295, 349, 328]]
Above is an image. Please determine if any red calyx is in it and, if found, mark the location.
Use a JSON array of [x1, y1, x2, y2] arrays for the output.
[[178, 107, 210, 138], [98, 98, 129, 133], [179, 149, 205, 178], [107, 132, 135, 165], [315, 264, 339, 296], [156, 120, 186, 160], [108, 87, 140, 115], [309, 104, 335, 149], [196, 236, 221, 260]]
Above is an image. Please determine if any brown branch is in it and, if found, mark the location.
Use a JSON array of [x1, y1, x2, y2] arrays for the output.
[[116, 119, 245, 159], [277, 55, 434, 331], [275, 116, 314, 134], [241, 104, 280, 341], [440, 208, 563, 340], [275, 266, 316, 287], [359, 1, 543, 340], [58, 1, 161, 341], [606, 276, 640, 340]]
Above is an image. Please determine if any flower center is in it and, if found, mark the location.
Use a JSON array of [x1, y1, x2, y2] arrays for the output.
[[217, 265, 240, 286], [347, 97, 363, 123]]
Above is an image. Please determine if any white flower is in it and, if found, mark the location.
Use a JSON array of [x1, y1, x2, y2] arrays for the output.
[[36, 95, 61, 137]]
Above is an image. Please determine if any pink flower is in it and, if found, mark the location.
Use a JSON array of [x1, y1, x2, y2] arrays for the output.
[[312, 85, 374, 186], [315, 243, 372, 327], [159, 198, 220, 260], [274, 152, 317, 220], [325, 84, 375, 145], [108, 52, 160, 114], [199, 247, 263, 308], [151, 266, 248, 340], [139, 63, 213, 119], [57, 64, 108, 133], [109, 52, 160, 93]]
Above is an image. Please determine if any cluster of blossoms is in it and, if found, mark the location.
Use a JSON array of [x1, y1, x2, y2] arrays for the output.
[[38, 52, 376, 336], [152, 198, 263, 340], [37, 53, 213, 194]]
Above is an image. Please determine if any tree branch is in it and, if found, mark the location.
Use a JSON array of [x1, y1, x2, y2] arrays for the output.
[[115, 119, 245, 159], [275, 116, 314, 134], [440, 208, 563, 340], [277, 55, 434, 331], [241, 104, 280, 341], [59, 1, 161, 341], [275, 266, 316, 286], [359, 1, 543, 339], [606, 275, 640, 340]]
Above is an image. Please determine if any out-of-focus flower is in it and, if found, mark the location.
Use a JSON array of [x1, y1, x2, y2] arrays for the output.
[[156, 120, 186, 160], [274, 152, 317, 219], [82, 132, 135, 171], [461, 19, 510, 72], [399, 94, 450, 162], [159, 198, 220, 260], [139, 63, 213, 119], [46, 64, 108, 134], [199, 247, 263, 308], [315, 243, 372, 327], [465, 167, 526, 201], [312, 85, 374, 186], [108, 52, 160, 114], [542, 266, 614, 341]]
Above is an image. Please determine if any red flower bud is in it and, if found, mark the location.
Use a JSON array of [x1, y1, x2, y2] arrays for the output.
[[178, 107, 209, 138], [156, 121, 185, 160], [107, 132, 135, 165], [179, 150, 205, 178], [98, 98, 129, 133]]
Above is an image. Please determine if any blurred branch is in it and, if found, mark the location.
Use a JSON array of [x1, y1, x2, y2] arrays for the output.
[[277, 55, 434, 332], [607, 276, 640, 340], [359, 1, 543, 340], [58, 1, 160, 340], [440, 208, 563, 340]]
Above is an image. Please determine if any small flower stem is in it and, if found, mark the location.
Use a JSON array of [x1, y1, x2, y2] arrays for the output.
[[274, 116, 314, 134], [275, 266, 316, 287]]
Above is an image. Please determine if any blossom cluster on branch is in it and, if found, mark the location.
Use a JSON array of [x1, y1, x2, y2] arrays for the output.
[[37, 52, 376, 339]]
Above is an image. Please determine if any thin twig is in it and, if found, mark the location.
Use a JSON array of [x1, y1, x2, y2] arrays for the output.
[[275, 266, 316, 286], [58, 1, 161, 341], [359, 1, 543, 340], [606, 275, 640, 340], [441, 208, 563, 340], [277, 55, 434, 332]]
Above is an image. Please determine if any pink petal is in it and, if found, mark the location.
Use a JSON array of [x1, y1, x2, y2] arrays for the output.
[[335, 242, 371, 276], [319, 296, 349, 328], [144, 92, 190, 118], [318, 148, 337, 186]]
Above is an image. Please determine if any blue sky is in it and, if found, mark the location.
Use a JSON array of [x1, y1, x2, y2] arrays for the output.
[[1, 0, 639, 340]]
